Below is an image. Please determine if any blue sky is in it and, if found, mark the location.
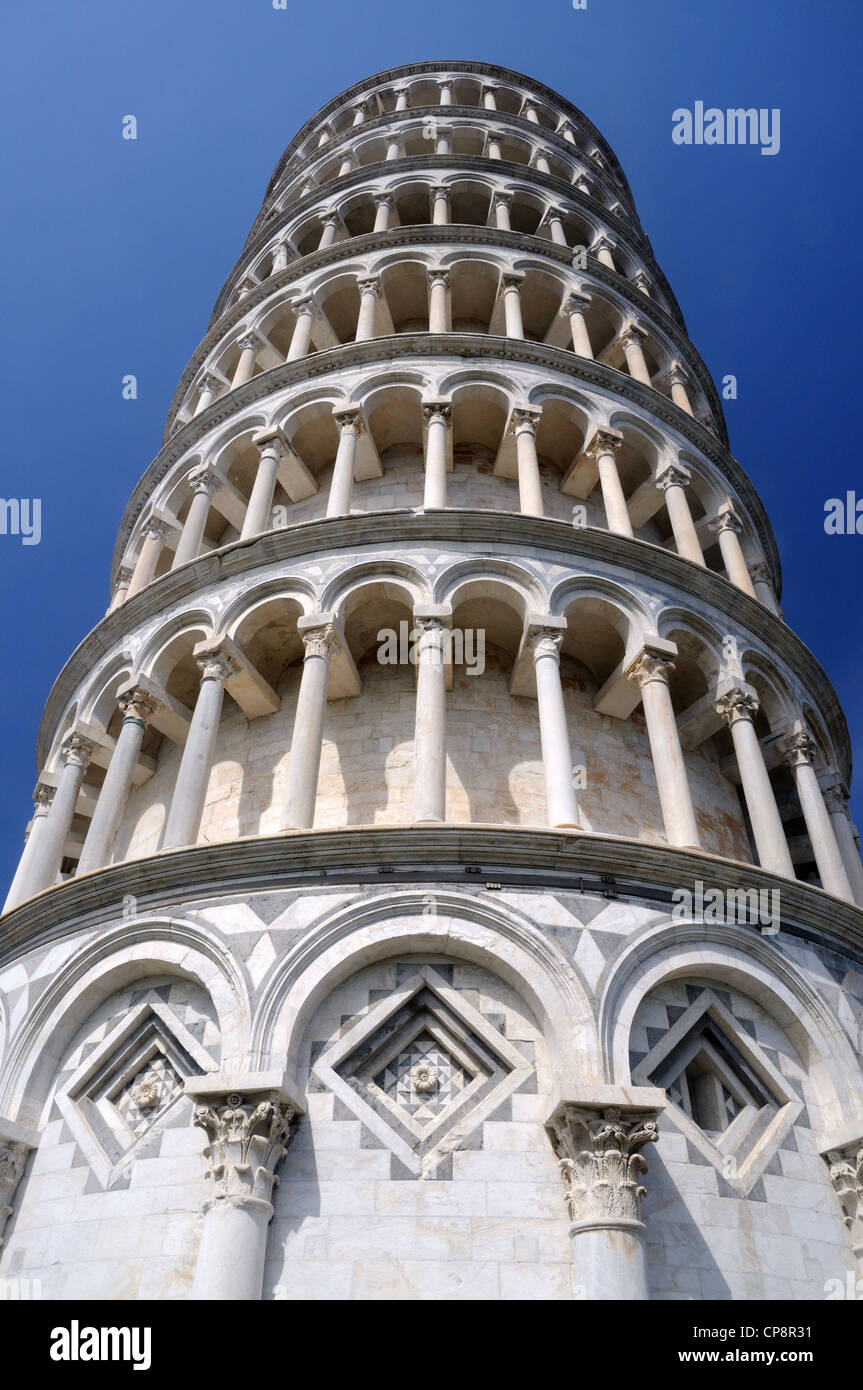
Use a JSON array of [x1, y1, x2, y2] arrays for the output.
[[0, 0, 861, 886]]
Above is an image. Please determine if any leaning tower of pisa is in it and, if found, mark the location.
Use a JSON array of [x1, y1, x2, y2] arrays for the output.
[[0, 61, 861, 1304]]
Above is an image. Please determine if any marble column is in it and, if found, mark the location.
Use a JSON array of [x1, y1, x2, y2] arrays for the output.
[[286, 297, 315, 361], [430, 186, 450, 225], [162, 652, 234, 849], [668, 361, 694, 415], [487, 135, 503, 160], [318, 213, 340, 249], [423, 403, 450, 508], [748, 558, 781, 614], [492, 193, 511, 230], [547, 1102, 661, 1301], [713, 511, 757, 598], [534, 153, 552, 175], [502, 274, 525, 338], [11, 734, 96, 904], [373, 193, 394, 232], [0, 1120, 38, 1249], [327, 410, 362, 516], [337, 155, 355, 177], [128, 518, 171, 597], [593, 237, 617, 271], [355, 276, 380, 341], [619, 325, 652, 386], [272, 241, 290, 273], [560, 121, 576, 144], [282, 623, 337, 830], [2, 785, 55, 913], [561, 292, 593, 357], [413, 615, 448, 823], [351, 100, 366, 126], [782, 733, 854, 902], [824, 1141, 863, 1266], [655, 464, 705, 565], [512, 408, 544, 517], [393, 86, 409, 112], [428, 270, 450, 332], [77, 689, 158, 875], [108, 565, 134, 611], [531, 628, 580, 828], [822, 783, 863, 905], [482, 85, 498, 110], [716, 687, 794, 877], [231, 334, 258, 388], [586, 428, 632, 537], [241, 436, 284, 539], [633, 270, 652, 297], [626, 650, 700, 848], [172, 467, 216, 570], [385, 137, 402, 160], [523, 101, 540, 124], [437, 78, 453, 106], [190, 1088, 301, 1301], [194, 373, 221, 416], [546, 207, 568, 245], [435, 129, 452, 156]]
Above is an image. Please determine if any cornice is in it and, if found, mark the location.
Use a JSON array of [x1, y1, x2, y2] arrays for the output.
[[211, 157, 674, 330], [1, 827, 862, 968], [263, 60, 636, 208], [46, 511, 844, 781]]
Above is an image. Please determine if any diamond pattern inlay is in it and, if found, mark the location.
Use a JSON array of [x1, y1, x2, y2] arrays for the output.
[[375, 1034, 469, 1123]]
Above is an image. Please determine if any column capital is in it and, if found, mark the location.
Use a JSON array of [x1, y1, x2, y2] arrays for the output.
[[115, 563, 134, 588], [332, 405, 363, 435], [625, 648, 675, 688], [561, 290, 591, 317], [481, 82, 499, 96], [0, 1121, 38, 1248], [199, 371, 222, 393], [544, 203, 566, 223], [373, 191, 394, 209], [632, 269, 653, 295], [492, 191, 512, 210], [510, 405, 542, 435], [667, 358, 690, 388], [781, 729, 818, 769], [195, 649, 237, 684], [192, 1091, 301, 1212], [251, 427, 287, 460], [823, 1141, 863, 1242], [289, 293, 317, 320], [33, 783, 56, 812], [823, 782, 851, 814], [235, 331, 258, 352], [712, 507, 744, 536], [715, 683, 760, 727], [422, 400, 452, 426], [60, 731, 98, 769], [655, 462, 692, 493], [187, 464, 218, 497], [429, 183, 450, 200], [319, 210, 341, 228], [546, 1102, 660, 1230], [299, 622, 339, 661], [356, 274, 381, 297], [142, 515, 173, 543], [428, 268, 450, 289], [616, 321, 649, 351], [584, 425, 624, 459], [529, 626, 564, 662], [592, 234, 616, 254], [502, 270, 525, 290], [748, 557, 771, 584], [117, 686, 159, 725]]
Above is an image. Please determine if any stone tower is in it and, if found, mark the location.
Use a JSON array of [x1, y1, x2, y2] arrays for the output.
[[1, 62, 861, 1303]]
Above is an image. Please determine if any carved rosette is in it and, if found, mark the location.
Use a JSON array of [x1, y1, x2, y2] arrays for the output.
[[548, 1105, 659, 1229], [193, 1093, 300, 1212], [0, 1141, 30, 1247], [825, 1144, 863, 1244]]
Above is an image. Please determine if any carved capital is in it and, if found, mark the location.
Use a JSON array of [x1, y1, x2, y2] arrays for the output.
[[301, 624, 338, 661], [592, 235, 615, 254], [428, 269, 450, 290], [187, 465, 218, 497], [713, 508, 743, 536], [357, 275, 381, 298], [823, 783, 850, 815], [511, 406, 541, 436], [199, 372, 221, 394], [422, 401, 451, 426], [118, 687, 159, 725], [748, 558, 771, 584], [715, 686, 759, 727], [782, 730, 817, 769], [626, 651, 674, 687], [0, 1141, 31, 1248], [585, 426, 624, 460], [33, 784, 56, 813], [193, 1092, 300, 1212], [530, 627, 564, 663], [60, 732, 97, 770], [320, 211, 340, 229], [617, 322, 648, 351], [373, 192, 394, 209], [655, 463, 692, 493], [825, 1143, 863, 1239], [492, 192, 512, 211], [562, 291, 591, 317], [236, 332, 257, 352], [142, 517, 173, 543], [668, 359, 690, 388], [547, 1105, 659, 1228], [196, 650, 236, 684], [333, 407, 363, 436]]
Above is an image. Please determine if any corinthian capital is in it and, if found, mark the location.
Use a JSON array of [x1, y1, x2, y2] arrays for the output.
[[301, 623, 338, 661], [0, 1120, 38, 1248], [547, 1104, 659, 1228], [60, 732, 97, 769], [715, 685, 759, 727], [781, 730, 817, 769], [825, 1143, 863, 1241], [584, 425, 623, 459], [193, 1092, 300, 1211], [118, 687, 159, 725], [626, 650, 674, 687]]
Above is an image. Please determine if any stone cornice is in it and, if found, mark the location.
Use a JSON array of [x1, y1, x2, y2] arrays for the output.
[[263, 60, 636, 208], [1, 827, 862, 968], [50, 512, 842, 779], [211, 157, 676, 331]]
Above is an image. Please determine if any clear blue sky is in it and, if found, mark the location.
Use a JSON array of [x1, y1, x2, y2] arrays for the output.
[[0, 0, 861, 887]]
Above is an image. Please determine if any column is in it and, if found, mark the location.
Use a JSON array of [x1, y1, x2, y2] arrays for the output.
[[559, 121, 576, 144], [231, 333, 258, 388], [492, 193, 511, 230], [428, 270, 450, 333], [482, 84, 497, 110], [618, 325, 652, 386], [561, 292, 593, 357], [108, 565, 133, 611], [822, 784, 863, 905], [393, 86, 409, 111], [412, 617, 448, 823], [435, 129, 452, 156], [655, 464, 705, 565], [0, 1121, 37, 1249], [748, 558, 780, 614], [713, 511, 757, 597], [530, 629, 580, 828], [385, 137, 402, 160], [317, 128, 331, 148], [2, 786, 54, 913], [241, 436, 284, 539], [127, 518, 171, 596], [422, 403, 450, 508], [487, 135, 503, 160], [318, 213, 339, 249], [327, 409, 362, 516], [586, 428, 632, 537], [715, 688, 794, 876], [523, 100, 540, 124], [668, 361, 694, 415], [502, 274, 524, 338], [534, 153, 552, 175], [172, 467, 216, 570], [633, 269, 652, 297], [512, 408, 544, 517], [546, 1103, 661, 1301], [351, 100, 366, 127], [824, 1142, 863, 1266], [338, 154, 354, 177], [782, 733, 854, 902], [286, 297, 315, 361], [626, 651, 701, 848], [194, 373, 221, 415], [77, 689, 158, 875], [430, 186, 450, 225], [11, 734, 95, 904], [593, 236, 617, 270], [162, 652, 234, 849], [355, 276, 380, 340], [437, 78, 453, 106], [546, 207, 568, 246], [190, 1089, 301, 1301], [282, 623, 337, 829], [272, 241, 290, 273], [576, 176, 592, 197], [373, 193, 394, 232]]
